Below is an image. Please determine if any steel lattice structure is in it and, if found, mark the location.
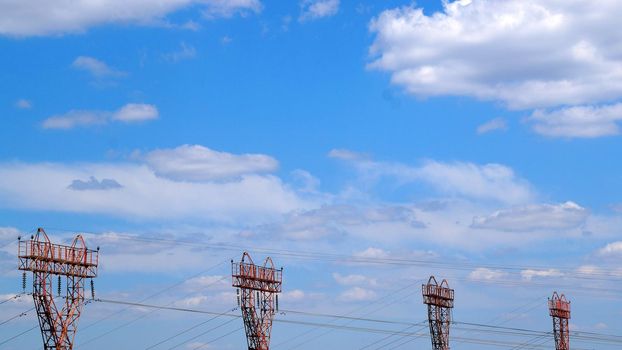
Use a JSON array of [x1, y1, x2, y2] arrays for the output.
[[232, 252, 282, 350], [18, 228, 98, 350], [549, 292, 571, 350], [422, 276, 454, 350]]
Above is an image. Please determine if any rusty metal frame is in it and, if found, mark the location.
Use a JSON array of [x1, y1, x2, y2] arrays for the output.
[[18, 228, 98, 350], [232, 252, 282, 350], [422, 276, 454, 350], [549, 292, 570, 350]]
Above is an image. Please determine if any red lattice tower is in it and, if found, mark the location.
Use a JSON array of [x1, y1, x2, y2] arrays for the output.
[[422, 276, 454, 350], [549, 292, 571, 350], [232, 252, 282, 350], [18, 228, 98, 350]]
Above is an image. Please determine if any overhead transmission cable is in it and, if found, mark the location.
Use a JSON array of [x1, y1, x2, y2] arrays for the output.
[[78, 261, 231, 348]]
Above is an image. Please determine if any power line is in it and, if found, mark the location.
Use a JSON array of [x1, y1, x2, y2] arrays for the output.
[[166, 317, 238, 350], [43, 226, 622, 281], [88, 297, 622, 347], [78, 264, 230, 348], [191, 326, 244, 350], [145, 306, 237, 349], [0, 307, 34, 327], [0, 325, 37, 347]]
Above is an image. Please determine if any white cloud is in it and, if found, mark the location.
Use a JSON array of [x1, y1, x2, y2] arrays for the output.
[[521, 268, 563, 280], [354, 247, 390, 259], [333, 273, 377, 286], [598, 241, 622, 257], [186, 342, 210, 350], [611, 203, 622, 213], [144, 144, 278, 182], [42, 103, 158, 130], [112, 103, 159, 122], [0, 0, 263, 37], [471, 202, 588, 232], [162, 42, 197, 62], [282, 289, 306, 301], [328, 148, 368, 161], [339, 287, 376, 302], [416, 161, 534, 204], [253, 205, 423, 241], [477, 118, 507, 134], [0, 227, 20, 241], [15, 99, 32, 109], [333, 151, 535, 204], [299, 0, 340, 21], [201, 0, 262, 19], [529, 103, 622, 138], [468, 268, 507, 281], [72, 56, 126, 78], [42, 110, 107, 129], [369, 1, 622, 110], [0, 160, 307, 222], [290, 169, 320, 193]]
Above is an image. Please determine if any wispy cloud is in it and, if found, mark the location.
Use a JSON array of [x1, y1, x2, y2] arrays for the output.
[[471, 202, 588, 232], [14, 99, 32, 109], [299, 0, 339, 21], [202, 0, 263, 19], [42, 103, 158, 130], [162, 43, 197, 62], [0, 0, 264, 37], [331, 150, 535, 205], [72, 56, 126, 78], [529, 103, 622, 138], [477, 118, 507, 134]]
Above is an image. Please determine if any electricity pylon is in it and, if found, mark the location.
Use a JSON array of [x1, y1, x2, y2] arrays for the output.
[[18, 228, 99, 350], [232, 252, 282, 350], [549, 292, 571, 350], [422, 276, 454, 350]]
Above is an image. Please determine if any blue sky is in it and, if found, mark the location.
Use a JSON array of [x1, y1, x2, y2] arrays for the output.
[[1, 1, 622, 349]]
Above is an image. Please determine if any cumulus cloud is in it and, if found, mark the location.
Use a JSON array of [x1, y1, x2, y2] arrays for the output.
[[529, 103, 622, 138], [369, 1, 622, 110], [72, 56, 126, 78], [477, 118, 507, 134], [598, 241, 622, 257], [299, 0, 340, 21], [68, 176, 123, 191], [42, 103, 158, 129], [282, 289, 306, 301], [354, 247, 390, 259], [143, 144, 278, 182], [472, 202, 588, 232], [0, 0, 263, 36], [15, 99, 32, 109], [112, 103, 159, 122], [468, 268, 507, 281]]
